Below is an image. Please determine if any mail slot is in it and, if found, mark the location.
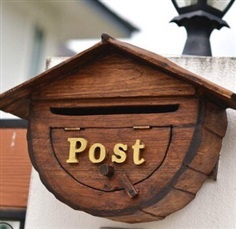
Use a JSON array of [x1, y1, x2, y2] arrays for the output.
[[50, 104, 179, 116], [0, 34, 235, 223]]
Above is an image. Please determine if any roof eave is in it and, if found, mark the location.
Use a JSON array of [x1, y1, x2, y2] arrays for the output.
[[0, 40, 106, 119], [102, 34, 236, 110], [1, 34, 236, 120], [90, 0, 139, 34]]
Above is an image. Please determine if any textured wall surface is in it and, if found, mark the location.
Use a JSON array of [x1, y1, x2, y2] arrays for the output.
[[25, 57, 236, 229]]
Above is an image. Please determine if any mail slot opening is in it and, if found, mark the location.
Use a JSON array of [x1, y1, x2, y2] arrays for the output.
[[50, 104, 179, 116]]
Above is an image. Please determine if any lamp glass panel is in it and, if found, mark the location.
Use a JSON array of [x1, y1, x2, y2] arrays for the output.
[[176, 0, 198, 7], [207, 0, 231, 11]]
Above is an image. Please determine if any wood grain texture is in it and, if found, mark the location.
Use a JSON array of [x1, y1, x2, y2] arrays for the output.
[[25, 51, 229, 222], [27, 98, 196, 216], [32, 53, 196, 100], [188, 100, 227, 175], [51, 126, 171, 191], [0, 34, 235, 120], [0, 34, 233, 223], [30, 98, 199, 128], [142, 189, 195, 217], [27, 95, 228, 223]]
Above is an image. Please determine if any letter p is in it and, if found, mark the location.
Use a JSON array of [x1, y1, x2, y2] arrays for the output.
[[66, 138, 88, 163]]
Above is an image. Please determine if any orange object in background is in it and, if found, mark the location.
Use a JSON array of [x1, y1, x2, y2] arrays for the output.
[[0, 125, 31, 208]]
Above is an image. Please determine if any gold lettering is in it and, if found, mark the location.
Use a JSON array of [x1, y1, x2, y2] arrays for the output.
[[132, 139, 145, 165], [112, 143, 127, 163], [66, 138, 146, 165], [66, 138, 88, 163], [89, 143, 106, 163]]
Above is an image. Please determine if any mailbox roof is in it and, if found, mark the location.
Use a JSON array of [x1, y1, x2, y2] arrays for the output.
[[1, 34, 236, 120]]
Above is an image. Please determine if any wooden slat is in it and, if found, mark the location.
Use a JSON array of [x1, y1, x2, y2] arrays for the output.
[[31, 53, 196, 100], [29, 97, 199, 132], [188, 101, 227, 175], [142, 189, 195, 217], [173, 168, 207, 194]]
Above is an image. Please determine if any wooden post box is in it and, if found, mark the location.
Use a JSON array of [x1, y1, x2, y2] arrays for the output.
[[1, 34, 236, 223]]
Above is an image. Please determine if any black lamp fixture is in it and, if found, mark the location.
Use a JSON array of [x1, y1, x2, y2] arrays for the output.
[[171, 0, 235, 56]]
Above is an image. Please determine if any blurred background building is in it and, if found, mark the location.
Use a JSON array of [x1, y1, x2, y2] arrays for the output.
[[1, 0, 138, 93]]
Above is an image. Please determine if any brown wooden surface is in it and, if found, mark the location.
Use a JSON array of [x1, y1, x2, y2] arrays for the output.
[[32, 53, 196, 100], [0, 129, 31, 208], [143, 189, 195, 217], [30, 97, 199, 128], [27, 97, 197, 218], [0, 34, 235, 120], [25, 47, 228, 222], [0, 34, 233, 223], [52, 126, 171, 191], [188, 101, 227, 175]]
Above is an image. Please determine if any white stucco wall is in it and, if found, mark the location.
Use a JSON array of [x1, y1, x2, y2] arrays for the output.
[[1, 1, 58, 91], [0, 1, 59, 120], [25, 57, 236, 229]]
